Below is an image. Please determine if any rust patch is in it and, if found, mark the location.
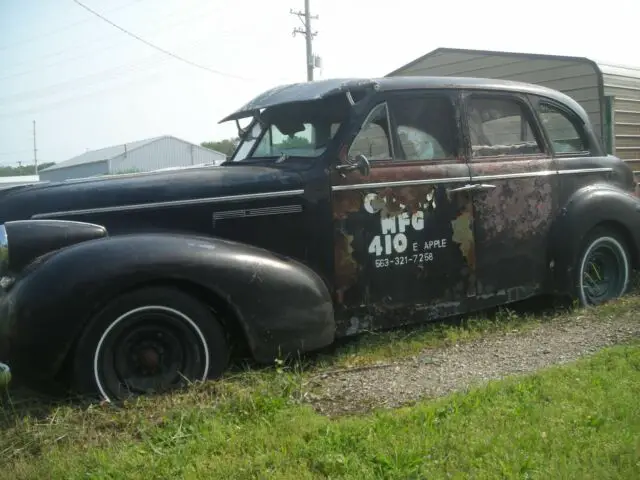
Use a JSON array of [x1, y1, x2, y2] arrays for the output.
[[332, 161, 474, 307], [332, 191, 362, 220], [334, 230, 358, 304], [451, 203, 475, 269], [373, 186, 437, 217], [479, 177, 553, 241], [470, 158, 555, 242]]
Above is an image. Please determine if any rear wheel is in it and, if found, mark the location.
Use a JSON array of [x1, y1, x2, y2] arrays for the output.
[[574, 227, 631, 306], [72, 286, 229, 402]]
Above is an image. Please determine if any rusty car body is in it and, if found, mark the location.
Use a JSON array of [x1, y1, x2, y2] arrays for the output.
[[0, 76, 638, 402]]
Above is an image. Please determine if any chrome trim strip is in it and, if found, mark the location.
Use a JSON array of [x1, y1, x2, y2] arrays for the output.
[[332, 176, 470, 191], [471, 170, 557, 182], [31, 189, 305, 219], [212, 204, 303, 223], [556, 167, 613, 175], [332, 168, 614, 191], [29, 168, 616, 218], [384, 103, 395, 160]]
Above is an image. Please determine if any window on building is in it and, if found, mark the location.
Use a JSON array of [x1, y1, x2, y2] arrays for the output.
[[537, 103, 588, 154], [467, 97, 543, 157]]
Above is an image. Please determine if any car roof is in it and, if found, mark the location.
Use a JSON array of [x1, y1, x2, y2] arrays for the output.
[[219, 76, 589, 124]]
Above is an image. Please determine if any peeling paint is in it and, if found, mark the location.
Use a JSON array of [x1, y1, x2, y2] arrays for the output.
[[332, 161, 473, 314], [451, 205, 475, 269], [478, 175, 553, 241], [334, 230, 358, 304], [344, 315, 371, 336]]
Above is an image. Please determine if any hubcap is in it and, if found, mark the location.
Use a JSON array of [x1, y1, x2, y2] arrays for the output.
[[96, 307, 208, 401], [581, 239, 627, 305]]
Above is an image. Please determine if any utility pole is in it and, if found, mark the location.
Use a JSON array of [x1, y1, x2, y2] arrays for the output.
[[291, 0, 318, 81], [32, 120, 38, 175]]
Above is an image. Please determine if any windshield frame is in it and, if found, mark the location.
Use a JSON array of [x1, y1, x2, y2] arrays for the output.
[[231, 118, 339, 162], [228, 96, 356, 163]]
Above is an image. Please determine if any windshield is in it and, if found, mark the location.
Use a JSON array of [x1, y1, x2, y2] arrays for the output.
[[231, 94, 350, 161]]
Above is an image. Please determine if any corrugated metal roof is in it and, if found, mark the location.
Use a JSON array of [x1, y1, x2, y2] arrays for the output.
[[389, 48, 640, 80], [597, 61, 640, 80], [41, 135, 164, 172]]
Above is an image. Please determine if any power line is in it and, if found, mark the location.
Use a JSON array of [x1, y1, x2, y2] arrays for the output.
[[0, 0, 218, 77], [0, 30, 221, 104], [0, 150, 32, 157], [0, 0, 145, 52], [71, 0, 252, 81]]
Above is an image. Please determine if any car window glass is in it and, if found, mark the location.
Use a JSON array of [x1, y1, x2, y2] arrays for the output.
[[348, 103, 392, 161], [468, 97, 542, 157], [253, 122, 341, 158], [537, 103, 588, 154], [388, 95, 457, 161]]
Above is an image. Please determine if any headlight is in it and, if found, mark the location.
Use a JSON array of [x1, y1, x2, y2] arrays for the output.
[[0, 224, 8, 277], [0, 220, 107, 276]]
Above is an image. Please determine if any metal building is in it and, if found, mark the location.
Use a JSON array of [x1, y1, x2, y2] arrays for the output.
[[39, 135, 227, 182], [387, 48, 640, 167], [0, 175, 40, 190]]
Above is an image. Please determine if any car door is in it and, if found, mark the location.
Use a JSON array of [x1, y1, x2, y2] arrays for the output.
[[331, 90, 475, 326], [461, 90, 560, 302]]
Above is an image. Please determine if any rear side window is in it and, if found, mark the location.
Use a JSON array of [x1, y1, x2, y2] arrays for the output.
[[467, 96, 543, 157], [537, 103, 589, 154]]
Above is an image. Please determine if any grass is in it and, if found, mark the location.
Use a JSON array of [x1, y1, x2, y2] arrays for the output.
[[1, 293, 639, 479], [2, 343, 639, 479]]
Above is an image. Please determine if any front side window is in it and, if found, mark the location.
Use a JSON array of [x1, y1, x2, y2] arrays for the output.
[[348, 103, 393, 161], [347, 93, 459, 162], [389, 95, 457, 161], [467, 96, 543, 157], [537, 103, 588, 154]]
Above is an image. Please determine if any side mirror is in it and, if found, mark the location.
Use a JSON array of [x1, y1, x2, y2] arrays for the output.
[[335, 154, 371, 177]]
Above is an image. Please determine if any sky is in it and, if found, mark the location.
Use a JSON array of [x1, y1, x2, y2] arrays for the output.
[[0, 0, 639, 168]]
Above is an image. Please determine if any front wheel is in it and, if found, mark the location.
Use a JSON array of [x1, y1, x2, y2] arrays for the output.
[[72, 286, 229, 402], [574, 228, 631, 307]]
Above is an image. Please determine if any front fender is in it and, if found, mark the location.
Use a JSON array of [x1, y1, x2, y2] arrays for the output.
[[0, 233, 335, 384], [548, 183, 640, 293]]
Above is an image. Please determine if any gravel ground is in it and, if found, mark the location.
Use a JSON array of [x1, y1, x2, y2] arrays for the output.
[[306, 310, 640, 416]]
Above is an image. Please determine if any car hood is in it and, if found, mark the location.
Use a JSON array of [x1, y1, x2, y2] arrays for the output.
[[0, 165, 304, 222]]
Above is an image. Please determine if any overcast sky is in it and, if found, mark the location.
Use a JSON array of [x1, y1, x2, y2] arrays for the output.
[[1, 0, 638, 167]]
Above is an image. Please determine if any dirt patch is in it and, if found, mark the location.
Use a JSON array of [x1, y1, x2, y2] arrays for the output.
[[306, 310, 640, 416]]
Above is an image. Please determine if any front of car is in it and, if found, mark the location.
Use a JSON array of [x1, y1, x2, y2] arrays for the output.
[[0, 78, 379, 393]]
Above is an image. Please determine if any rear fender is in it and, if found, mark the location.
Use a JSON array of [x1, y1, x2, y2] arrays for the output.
[[3, 233, 335, 382], [547, 183, 640, 293]]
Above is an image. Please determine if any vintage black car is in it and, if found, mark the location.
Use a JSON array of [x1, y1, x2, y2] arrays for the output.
[[1, 77, 638, 402]]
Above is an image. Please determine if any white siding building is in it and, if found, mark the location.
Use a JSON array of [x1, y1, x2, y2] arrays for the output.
[[0, 175, 41, 190], [387, 48, 640, 171], [39, 135, 227, 182]]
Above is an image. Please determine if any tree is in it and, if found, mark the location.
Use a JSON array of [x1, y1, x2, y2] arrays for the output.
[[201, 138, 239, 157], [275, 136, 311, 150], [0, 162, 55, 177]]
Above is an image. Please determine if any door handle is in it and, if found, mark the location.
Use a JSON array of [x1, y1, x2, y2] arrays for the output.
[[447, 183, 496, 194], [474, 183, 497, 191], [447, 184, 477, 193]]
